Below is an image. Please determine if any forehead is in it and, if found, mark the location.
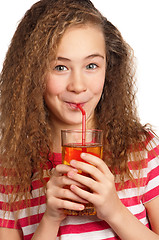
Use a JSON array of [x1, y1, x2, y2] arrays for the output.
[[56, 24, 106, 59]]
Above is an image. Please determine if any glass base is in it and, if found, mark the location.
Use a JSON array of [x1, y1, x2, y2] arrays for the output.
[[64, 202, 96, 216]]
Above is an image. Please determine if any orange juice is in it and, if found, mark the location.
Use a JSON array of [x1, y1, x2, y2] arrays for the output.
[[62, 143, 103, 216]]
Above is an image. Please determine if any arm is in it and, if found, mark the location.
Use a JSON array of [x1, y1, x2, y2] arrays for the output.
[[144, 196, 159, 234], [68, 153, 159, 240], [0, 228, 23, 240], [105, 196, 159, 240], [31, 214, 61, 240]]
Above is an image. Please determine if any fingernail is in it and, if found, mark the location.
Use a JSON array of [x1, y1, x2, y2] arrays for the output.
[[81, 153, 86, 157], [68, 171, 75, 177], [70, 160, 76, 166], [70, 184, 76, 190], [72, 168, 78, 172], [79, 205, 84, 210]]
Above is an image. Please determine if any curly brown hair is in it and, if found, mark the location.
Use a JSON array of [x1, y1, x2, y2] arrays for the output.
[[0, 0, 151, 209]]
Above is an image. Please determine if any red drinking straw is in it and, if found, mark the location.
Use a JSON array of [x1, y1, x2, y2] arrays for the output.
[[76, 104, 86, 145]]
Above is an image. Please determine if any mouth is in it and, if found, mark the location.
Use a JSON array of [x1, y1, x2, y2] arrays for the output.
[[65, 102, 85, 110]]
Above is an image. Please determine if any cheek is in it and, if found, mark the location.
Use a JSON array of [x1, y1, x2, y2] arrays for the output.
[[90, 73, 105, 95], [44, 74, 65, 96]]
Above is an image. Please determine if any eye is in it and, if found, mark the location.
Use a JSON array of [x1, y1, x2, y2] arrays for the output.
[[54, 65, 68, 71], [86, 63, 98, 70]]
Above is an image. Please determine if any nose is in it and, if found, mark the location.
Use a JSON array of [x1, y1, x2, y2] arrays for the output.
[[67, 69, 87, 94]]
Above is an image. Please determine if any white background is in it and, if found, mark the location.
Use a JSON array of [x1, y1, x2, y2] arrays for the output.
[[0, 0, 158, 135]]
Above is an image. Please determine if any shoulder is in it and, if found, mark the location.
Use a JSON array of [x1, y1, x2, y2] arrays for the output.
[[143, 130, 159, 171], [137, 130, 159, 163], [145, 131, 159, 156], [140, 130, 159, 203]]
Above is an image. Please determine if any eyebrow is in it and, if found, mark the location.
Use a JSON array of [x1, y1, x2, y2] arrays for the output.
[[56, 54, 105, 61]]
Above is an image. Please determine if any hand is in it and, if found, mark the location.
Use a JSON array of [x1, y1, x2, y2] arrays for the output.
[[68, 153, 123, 221], [45, 163, 88, 223]]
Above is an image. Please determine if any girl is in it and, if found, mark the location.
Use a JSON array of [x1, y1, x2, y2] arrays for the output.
[[0, 0, 159, 239]]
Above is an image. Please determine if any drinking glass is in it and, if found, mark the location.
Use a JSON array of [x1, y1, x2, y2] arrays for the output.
[[61, 129, 103, 216]]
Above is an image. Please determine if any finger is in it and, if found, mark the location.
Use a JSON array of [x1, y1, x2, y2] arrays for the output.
[[47, 195, 85, 212], [69, 160, 104, 182], [70, 153, 112, 177], [58, 187, 89, 204], [46, 183, 88, 204], [48, 172, 85, 190], [67, 170, 99, 193], [56, 198, 85, 211], [80, 153, 109, 173], [54, 175, 87, 188], [51, 164, 78, 176], [70, 184, 95, 205]]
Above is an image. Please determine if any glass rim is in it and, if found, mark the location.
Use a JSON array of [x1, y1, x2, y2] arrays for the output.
[[61, 129, 103, 133]]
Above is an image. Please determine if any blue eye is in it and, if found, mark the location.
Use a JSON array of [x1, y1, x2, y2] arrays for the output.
[[86, 63, 98, 70], [54, 65, 67, 71]]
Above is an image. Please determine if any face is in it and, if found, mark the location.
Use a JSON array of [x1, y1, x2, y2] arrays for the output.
[[44, 24, 106, 130]]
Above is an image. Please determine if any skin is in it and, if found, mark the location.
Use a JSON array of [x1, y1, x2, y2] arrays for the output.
[[44, 25, 106, 131], [1, 24, 159, 240]]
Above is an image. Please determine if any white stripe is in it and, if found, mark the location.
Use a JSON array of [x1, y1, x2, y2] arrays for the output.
[[22, 223, 39, 236], [61, 215, 101, 226], [117, 186, 145, 199], [144, 175, 159, 193], [57, 228, 116, 240], [18, 204, 46, 219], [0, 203, 46, 221], [0, 210, 15, 220], [140, 217, 149, 226], [147, 136, 159, 150], [20, 217, 149, 239], [0, 186, 44, 201], [115, 169, 148, 184], [127, 202, 145, 215], [148, 156, 159, 170]]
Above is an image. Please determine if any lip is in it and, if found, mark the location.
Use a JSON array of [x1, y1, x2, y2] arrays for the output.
[[65, 101, 85, 110]]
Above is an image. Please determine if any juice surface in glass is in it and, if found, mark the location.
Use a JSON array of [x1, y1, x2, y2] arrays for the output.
[[62, 143, 103, 216]]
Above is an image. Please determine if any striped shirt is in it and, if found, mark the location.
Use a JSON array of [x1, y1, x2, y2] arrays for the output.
[[0, 133, 159, 239]]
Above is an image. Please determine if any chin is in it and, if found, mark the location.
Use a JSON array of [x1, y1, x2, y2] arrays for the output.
[[60, 113, 82, 126], [66, 120, 82, 128]]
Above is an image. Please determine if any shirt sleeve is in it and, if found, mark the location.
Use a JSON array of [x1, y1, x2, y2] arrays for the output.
[[142, 134, 159, 203]]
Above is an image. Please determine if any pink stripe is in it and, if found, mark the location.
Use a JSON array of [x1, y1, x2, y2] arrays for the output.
[[148, 146, 159, 160], [101, 237, 122, 240], [58, 220, 110, 235], [32, 177, 49, 189], [0, 178, 48, 194], [0, 195, 46, 211], [142, 186, 159, 203], [135, 209, 147, 220], [31, 180, 45, 189], [0, 218, 21, 229], [148, 165, 159, 182], [128, 158, 148, 170], [115, 177, 147, 190], [0, 213, 44, 229], [120, 196, 142, 207], [24, 233, 34, 240], [18, 213, 44, 228]]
